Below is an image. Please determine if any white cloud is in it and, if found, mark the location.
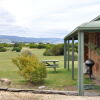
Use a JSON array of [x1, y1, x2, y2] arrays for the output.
[[0, 0, 100, 38]]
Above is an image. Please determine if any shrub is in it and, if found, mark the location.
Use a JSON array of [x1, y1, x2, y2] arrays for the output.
[[74, 43, 78, 53], [29, 43, 38, 48], [43, 44, 64, 56], [21, 48, 32, 56], [12, 50, 47, 84], [43, 49, 53, 56], [0, 47, 7, 52], [37, 43, 46, 49], [12, 43, 22, 52], [45, 44, 54, 49], [0, 43, 13, 47], [12, 47, 22, 52], [51, 44, 64, 56], [13, 43, 20, 47], [13, 42, 25, 47], [29, 43, 54, 49]]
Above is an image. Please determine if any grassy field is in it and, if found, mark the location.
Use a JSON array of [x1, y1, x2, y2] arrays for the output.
[[0, 48, 92, 90]]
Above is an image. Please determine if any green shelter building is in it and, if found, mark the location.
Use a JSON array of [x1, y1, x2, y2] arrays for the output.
[[64, 16, 100, 96]]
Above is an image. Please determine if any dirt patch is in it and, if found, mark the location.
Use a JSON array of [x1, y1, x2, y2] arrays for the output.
[[0, 91, 100, 100], [0, 91, 41, 100]]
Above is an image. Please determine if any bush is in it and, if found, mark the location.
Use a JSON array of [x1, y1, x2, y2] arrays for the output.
[[37, 43, 46, 49], [12, 47, 22, 52], [43, 44, 64, 56], [43, 49, 53, 56], [45, 44, 54, 49], [13, 42, 25, 47], [29, 43, 38, 48], [0, 47, 7, 52], [12, 50, 47, 84], [0, 43, 13, 47], [12, 43, 22, 52], [51, 44, 64, 56], [29, 43, 46, 49], [29, 43, 54, 49], [21, 48, 32, 56]]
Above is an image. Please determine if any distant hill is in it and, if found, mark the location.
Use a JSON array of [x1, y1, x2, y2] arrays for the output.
[[0, 35, 63, 44], [0, 38, 12, 43]]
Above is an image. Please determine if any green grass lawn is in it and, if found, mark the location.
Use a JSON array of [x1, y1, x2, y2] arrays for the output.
[[0, 48, 92, 90]]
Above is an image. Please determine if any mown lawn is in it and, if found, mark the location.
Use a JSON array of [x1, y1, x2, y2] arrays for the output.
[[0, 48, 92, 90]]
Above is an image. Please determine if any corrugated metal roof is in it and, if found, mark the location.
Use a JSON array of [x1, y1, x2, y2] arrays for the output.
[[90, 15, 100, 21], [64, 16, 100, 40], [79, 21, 100, 28]]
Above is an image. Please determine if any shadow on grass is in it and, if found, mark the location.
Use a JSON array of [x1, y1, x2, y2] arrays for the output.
[[47, 68, 70, 74], [18, 80, 46, 86], [47, 70, 62, 74]]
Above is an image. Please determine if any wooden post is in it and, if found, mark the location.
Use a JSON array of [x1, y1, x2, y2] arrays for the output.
[[68, 39, 70, 71], [64, 39, 67, 69], [78, 31, 84, 96], [72, 37, 74, 80]]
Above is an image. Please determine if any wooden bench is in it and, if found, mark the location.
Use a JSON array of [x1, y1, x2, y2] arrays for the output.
[[42, 60, 59, 71]]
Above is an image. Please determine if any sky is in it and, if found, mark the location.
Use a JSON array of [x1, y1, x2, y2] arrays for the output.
[[0, 0, 100, 38]]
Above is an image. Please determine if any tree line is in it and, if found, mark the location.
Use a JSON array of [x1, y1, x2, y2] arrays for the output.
[[0, 42, 78, 56]]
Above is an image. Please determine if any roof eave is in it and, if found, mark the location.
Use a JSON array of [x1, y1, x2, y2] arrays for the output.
[[64, 27, 78, 40], [64, 27, 100, 40], [90, 15, 100, 22]]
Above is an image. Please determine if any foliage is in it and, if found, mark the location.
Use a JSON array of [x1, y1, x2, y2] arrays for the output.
[[12, 43, 22, 52], [43, 44, 64, 56], [51, 44, 64, 56], [67, 42, 78, 53], [74, 43, 78, 53], [85, 42, 100, 55], [29, 43, 46, 49], [45, 43, 54, 49], [37, 43, 46, 49], [29, 43, 38, 48], [43, 49, 53, 56], [13, 42, 26, 48], [12, 47, 22, 52], [29, 43, 54, 49], [21, 48, 32, 56], [0, 43, 13, 47], [13, 43, 20, 47], [12, 50, 47, 83], [0, 47, 7, 52]]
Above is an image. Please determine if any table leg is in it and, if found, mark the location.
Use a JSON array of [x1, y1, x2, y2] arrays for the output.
[[53, 62, 56, 71], [54, 67, 56, 71]]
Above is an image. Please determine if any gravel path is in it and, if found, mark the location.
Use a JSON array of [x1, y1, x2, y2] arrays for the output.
[[0, 91, 100, 100]]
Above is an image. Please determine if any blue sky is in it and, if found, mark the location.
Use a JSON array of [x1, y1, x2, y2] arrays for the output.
[[0, 0, 100, 38]]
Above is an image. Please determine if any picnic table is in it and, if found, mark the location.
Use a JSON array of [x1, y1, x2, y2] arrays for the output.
[[42, 60, 59, 71]]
